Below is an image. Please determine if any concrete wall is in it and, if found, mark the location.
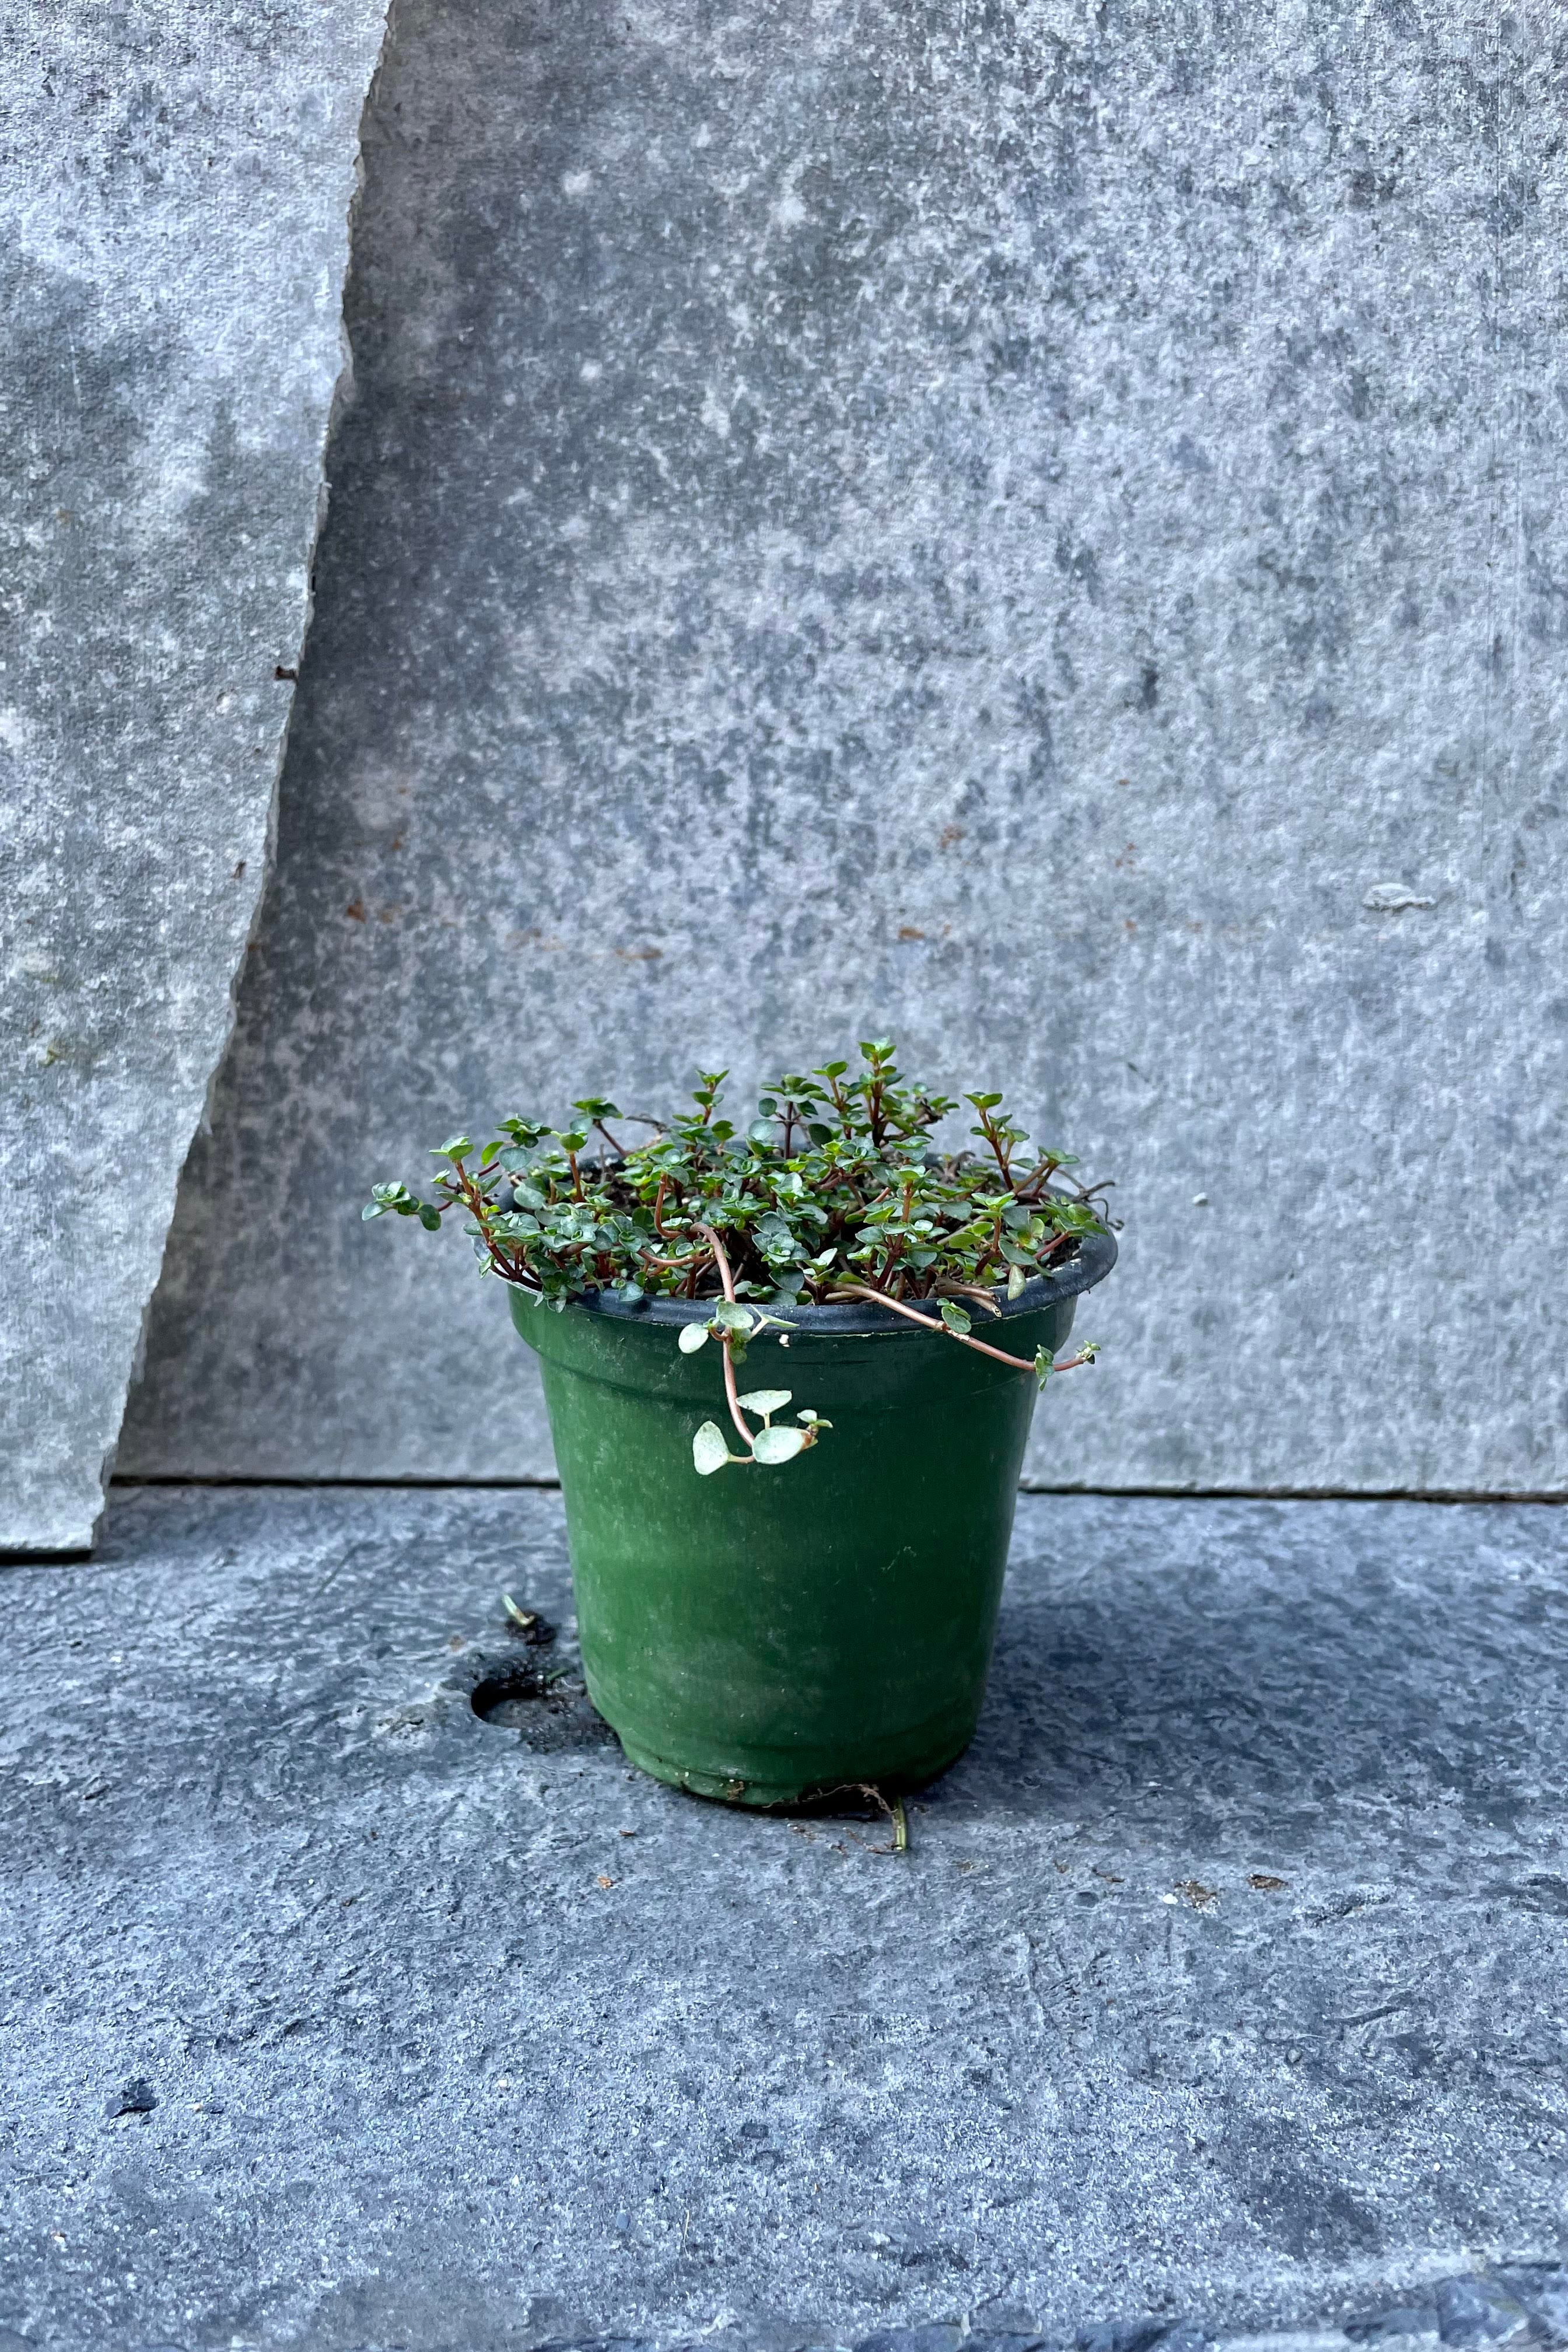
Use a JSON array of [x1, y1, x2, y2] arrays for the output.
[[106, 0, 1568, 1496], [1, 1, 391, 1550]]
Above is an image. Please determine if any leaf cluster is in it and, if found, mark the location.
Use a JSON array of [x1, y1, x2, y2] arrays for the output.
[[365, 1039, 1110, 1310]]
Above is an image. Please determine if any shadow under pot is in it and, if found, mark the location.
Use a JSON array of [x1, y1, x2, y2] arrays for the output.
[[509, 1227, 1115, 1810]]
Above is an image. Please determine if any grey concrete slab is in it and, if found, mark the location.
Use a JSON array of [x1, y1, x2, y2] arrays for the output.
[[0, 0, 391, 1550], [119, 0, 1568, 1496], [3, 1486, 1567, 2348]]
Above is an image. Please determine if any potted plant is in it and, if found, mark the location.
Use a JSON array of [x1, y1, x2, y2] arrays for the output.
[[366, 1041, 1115, 1808]]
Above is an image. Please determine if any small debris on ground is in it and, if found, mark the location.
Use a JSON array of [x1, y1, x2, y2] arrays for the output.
[[502, 1594, 555, 1643], [104, 2078, 157, 2120]]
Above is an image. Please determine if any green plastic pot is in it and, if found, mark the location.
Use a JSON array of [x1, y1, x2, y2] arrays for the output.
[[509, 1229, 1116, 1807]]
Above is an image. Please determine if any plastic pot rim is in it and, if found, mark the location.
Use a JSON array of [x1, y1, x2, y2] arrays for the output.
[[511, 1223, 1117, 1338]]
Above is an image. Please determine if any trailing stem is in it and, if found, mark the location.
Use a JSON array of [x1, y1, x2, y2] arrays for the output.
[[695, 1222, 755, 1450], [838, 1283, 1098, 1380]]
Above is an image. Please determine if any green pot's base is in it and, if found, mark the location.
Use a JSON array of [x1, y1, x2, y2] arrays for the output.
[[611, 1725, 978, 1811]]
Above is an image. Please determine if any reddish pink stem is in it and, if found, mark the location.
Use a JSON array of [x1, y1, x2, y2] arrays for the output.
[[696, 1223, 755, 1448], [840, 1283, 1094, 1378]]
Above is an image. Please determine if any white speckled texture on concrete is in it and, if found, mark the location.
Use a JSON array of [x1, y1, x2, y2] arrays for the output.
[[0, 1, 390, 1550], [3, 1485, 1567, 2346], [118, 0, 1568, 1495]]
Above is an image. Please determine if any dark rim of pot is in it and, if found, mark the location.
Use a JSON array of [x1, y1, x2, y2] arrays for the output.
[[555, 1224, 1117, 1335]]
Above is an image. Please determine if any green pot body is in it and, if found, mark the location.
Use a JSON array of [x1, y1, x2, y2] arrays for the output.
[[509, 1248, 1111, 1807]]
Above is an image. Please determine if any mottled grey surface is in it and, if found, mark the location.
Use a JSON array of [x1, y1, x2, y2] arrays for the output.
[[0, 0, 391, 1549], [120, 0, 1568, 1493], [4, 1486, 1568, 2347]]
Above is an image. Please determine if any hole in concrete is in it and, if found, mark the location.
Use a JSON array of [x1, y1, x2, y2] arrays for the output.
[[471, 1662, 553, 1722], [470, 1661, 617, 1752]]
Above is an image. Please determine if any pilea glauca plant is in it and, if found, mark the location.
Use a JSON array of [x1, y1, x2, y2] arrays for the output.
[[365, 1040, 1110, 1476]]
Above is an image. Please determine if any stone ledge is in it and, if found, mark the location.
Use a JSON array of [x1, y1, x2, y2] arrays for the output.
[[2, 1489, 1566, 2348]]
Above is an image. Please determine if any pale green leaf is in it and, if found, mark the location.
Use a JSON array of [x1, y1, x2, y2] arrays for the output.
[[677, 1324, 709, 1354], [738, 1388, 792, 1417], [751, 1423, 807, 1466], [692, 1421, 733, 1475]]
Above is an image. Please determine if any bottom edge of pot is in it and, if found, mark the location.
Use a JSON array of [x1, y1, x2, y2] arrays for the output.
[[611, 1726, 977, 1811]]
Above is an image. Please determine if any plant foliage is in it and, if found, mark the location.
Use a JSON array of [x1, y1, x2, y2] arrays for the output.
[[366, 1038, 1108, 1310], [366, 1040, 1111, 1471]]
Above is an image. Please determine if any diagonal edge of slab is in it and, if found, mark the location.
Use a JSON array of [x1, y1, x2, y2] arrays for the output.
[[116, 0, 1568, 1499], [0, 0, 395, 1551]]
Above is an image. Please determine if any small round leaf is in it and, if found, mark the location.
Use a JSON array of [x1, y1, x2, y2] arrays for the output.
[[692, 1422, 733, 1475], [751, 1424, 807, 1466], [677, 1324, 709, 1354], [738, 1388, 792, 1417]]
